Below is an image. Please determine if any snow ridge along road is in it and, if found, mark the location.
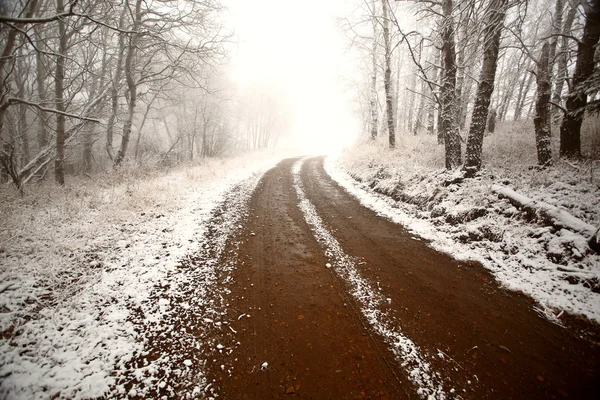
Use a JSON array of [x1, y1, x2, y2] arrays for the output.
[[206, 156, 599, 399], [292, 158, 448, 399]]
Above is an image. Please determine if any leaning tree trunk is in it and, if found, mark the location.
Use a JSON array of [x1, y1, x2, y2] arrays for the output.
[[534, 42, 552, 166], [559, 0, 599, 158], [440, 0, 461, 168], [381, 0, 395, 148], [370, 0, 378, 140], [55, 0, 68, 185], [464, 0, 508, 173]]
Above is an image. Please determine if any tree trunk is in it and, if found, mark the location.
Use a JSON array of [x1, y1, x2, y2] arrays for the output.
[[55, 0, 68, 185], [134, 92, 158, 159], [413, 76, 427, 135], [440, 0, 461, 168], [0, 0, 38, 185], [559, 0, 600, 158], [381, 0, 395, 148], [83, 47, 108, 175], [34, 24, 49, 149], [534, 42, 552, 165], [106, 7, 127, 161], [464, 0, 508, 173], [553, 0, 581, 121], [407, 68, 416, 133], [370, 0, 378, 140], [426, 48, 439, 136], [116, 0, 142, 165], [513, 60, 533, 121]]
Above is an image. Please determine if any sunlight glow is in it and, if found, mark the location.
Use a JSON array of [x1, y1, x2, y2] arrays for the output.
[[226, 0, 359, 154]]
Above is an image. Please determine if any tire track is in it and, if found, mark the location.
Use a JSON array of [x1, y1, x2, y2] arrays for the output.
[[292, 158, 449, 399]]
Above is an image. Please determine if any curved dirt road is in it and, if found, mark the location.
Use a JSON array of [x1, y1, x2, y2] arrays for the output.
[[207, 157, 600, 399]]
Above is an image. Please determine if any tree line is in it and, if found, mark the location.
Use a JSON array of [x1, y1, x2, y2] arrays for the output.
[[345, 0, 600, 172], [0, 0, 290, 194]]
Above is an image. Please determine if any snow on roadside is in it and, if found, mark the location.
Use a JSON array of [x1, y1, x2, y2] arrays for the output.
[[326, 145, 600, 324], [292, 158, 449, 400], [0, 150, 289, 399]]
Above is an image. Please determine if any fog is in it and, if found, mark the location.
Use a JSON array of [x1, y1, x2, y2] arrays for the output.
[[226, 0, 360, 154]]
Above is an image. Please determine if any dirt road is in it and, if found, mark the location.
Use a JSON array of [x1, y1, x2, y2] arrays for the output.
[[207, 157, 600, 399]]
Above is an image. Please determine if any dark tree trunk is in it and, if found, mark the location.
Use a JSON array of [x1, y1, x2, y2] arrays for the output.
[[55, 0, 68, 185], [464, 0, 508, 173], [559, 0, 600, 158], [547, 0, 564, 107], [552, 1, 579, 122], [534, 42, 552, 165], [440, 0, 461, 168], [487, 109, 497, 133]]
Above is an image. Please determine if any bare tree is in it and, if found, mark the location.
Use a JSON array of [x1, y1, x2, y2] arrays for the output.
[[552, 0, 581, 121], [534, 42, 552, 165], [370, 0, 379, 140], [440, 0, 461, 169], [381, 0, 395, 148], [559, 0, 600, 158], [464, 0, 509, 173]]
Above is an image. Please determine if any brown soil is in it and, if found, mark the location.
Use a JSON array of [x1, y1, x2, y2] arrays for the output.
[[206, 157, 600, 399]]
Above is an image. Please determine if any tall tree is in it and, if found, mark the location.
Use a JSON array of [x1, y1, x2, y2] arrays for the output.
[[370, 0, 379, 140], [464, 0, 509, 173], [440, 0, 461, 169], [552, 0, 580, 121], [559, 0, 600, 158], [115, 0, 142, 165], [534, 42, 552, 165], [54, 0, 68, 184], [381, 0, 395, 148]]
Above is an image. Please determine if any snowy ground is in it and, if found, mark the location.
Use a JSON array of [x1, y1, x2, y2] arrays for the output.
[[0, 150, 291, 399], [327, 139, 600, 325]]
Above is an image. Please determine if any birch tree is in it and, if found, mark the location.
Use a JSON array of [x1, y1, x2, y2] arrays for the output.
[[381, 0, 395, 148]]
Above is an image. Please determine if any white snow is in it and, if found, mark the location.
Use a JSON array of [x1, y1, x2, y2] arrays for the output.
[[326, 146, 600, 324], [0, 150, 291, 399]]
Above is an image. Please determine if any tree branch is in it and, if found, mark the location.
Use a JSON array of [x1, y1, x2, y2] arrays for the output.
[[5, 98, 101, 122], [0, 0, 79, 24]]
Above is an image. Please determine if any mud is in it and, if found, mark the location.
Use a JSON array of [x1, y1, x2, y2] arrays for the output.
[[207, 157, 600, 399]]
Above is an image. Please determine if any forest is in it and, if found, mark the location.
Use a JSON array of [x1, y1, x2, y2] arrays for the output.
[[1, 0, 600, 398], [343, 0, 599, 168], [0, 0, 599, 190], [0, 0, 294, 194]]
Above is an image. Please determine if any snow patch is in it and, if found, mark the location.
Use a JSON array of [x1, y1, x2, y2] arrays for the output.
[[326, 150, 600, 323]]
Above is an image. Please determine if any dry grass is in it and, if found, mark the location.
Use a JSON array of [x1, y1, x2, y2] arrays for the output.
[[361, 116, 600, 188]]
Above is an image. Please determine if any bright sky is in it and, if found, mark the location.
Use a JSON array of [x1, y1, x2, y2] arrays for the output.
[[225, 0, 360, 154]]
